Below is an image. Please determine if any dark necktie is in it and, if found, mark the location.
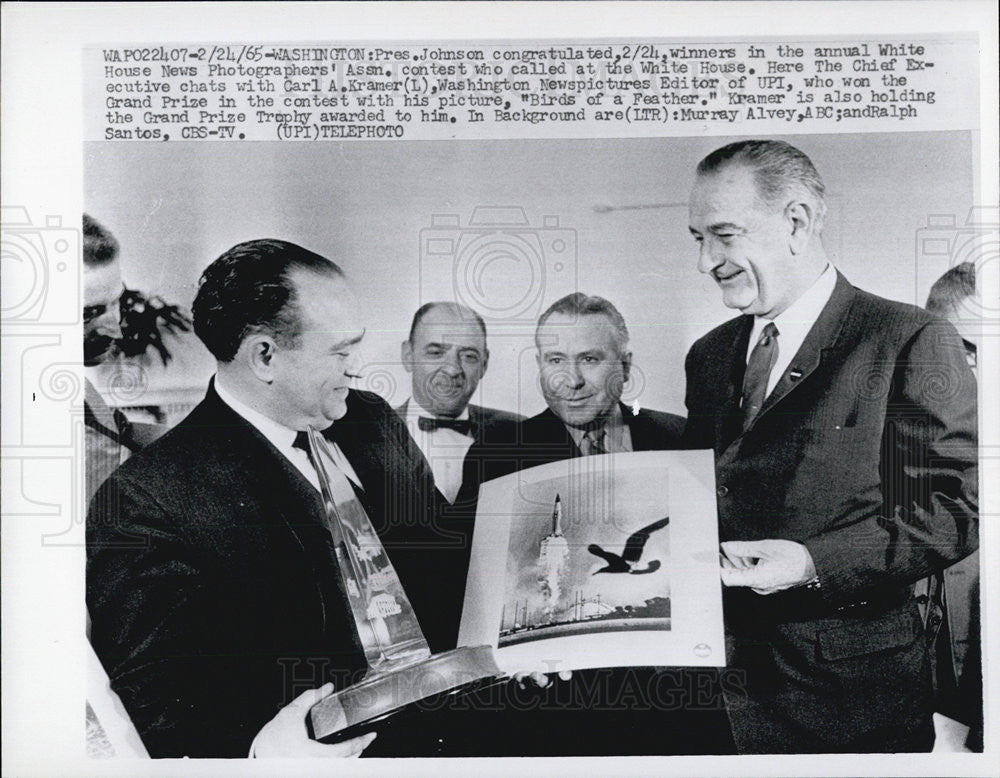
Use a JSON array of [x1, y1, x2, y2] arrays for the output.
[[741, 322, 779, 431], [83, 401, 140, 453], [293, 430, 319, 470], [418, 416, 475, 436]]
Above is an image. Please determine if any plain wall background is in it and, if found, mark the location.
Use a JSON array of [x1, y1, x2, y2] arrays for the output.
[[85, 131, 975, 417]]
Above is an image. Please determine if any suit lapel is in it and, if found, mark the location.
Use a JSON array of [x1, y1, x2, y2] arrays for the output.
[[200, 384, 327, 523], [467, 404, 486, 441], [750, 272, 856, 432], [718, 317, 754, 450], [538, 407, 583, 457]]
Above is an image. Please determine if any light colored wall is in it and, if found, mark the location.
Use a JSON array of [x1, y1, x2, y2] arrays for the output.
[[86, 132, 974, 417]]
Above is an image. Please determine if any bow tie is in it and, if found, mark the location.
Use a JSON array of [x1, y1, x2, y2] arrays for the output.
[[418, 416, 475, 436]]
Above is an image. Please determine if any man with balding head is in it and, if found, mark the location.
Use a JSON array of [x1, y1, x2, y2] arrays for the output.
[[683, 139, 978, 752], [399, 301, 522, 506]]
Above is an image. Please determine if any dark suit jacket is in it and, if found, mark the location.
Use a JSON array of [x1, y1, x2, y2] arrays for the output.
[[520, 403, 684, 460], [395, 400, 523, 506], [683, 272, 978, 752], [87, 384, 451, 758], [470, 402, 685, 486], [392, 400, 523, 656]]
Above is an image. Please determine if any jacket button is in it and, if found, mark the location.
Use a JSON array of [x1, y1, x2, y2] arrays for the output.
[[717, 485, 729, 497]]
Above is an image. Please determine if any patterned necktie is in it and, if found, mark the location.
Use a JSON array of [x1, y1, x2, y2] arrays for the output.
[[582, 428, 608, 456], [741, 322, 779, 431]]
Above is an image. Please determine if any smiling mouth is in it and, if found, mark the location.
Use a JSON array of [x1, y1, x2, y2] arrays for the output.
[[430, 380, 465, 395], [714, 269, 744, 283]]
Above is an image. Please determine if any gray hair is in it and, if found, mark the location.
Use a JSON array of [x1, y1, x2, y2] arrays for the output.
[[697, 139, 828, 232], [536, 293, 629, 355]]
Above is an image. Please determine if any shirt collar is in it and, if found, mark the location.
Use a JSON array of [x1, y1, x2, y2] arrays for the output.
[[564, 403, 625, 448], [214, 377, 301, 452], [405, 397, 470, 424], [751, 262, 837, 344]]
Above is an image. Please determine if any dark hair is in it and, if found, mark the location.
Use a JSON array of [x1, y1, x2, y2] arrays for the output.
[[192, 239, 343, 362], [696, 139, 828, 230], [82, 214, 119, 268], [408, 301, 487, 344], [926, 262, 976, 315], [535, 293, 629, 354]]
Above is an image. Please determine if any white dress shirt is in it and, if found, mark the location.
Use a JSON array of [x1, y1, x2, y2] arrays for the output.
[[214, 378, 363, 491], [403, 398, 475, 504], [747, 263, 838, 397], [565, 403, 634, 454]]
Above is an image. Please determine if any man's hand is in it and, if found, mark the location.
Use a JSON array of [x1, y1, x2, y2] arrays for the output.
[[719, 539, 817, 595], [251, 683, 376, 758]]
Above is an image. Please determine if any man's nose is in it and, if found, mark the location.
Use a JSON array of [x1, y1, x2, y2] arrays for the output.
[[567, 362, 586, 389], [441, 350, 464, 375], [697, 239, 724, 275], [345, 348, 363, 377]]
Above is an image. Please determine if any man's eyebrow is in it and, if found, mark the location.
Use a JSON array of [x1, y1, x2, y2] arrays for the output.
[[330, 330, 365, 350], [708, 222, 744, 233]]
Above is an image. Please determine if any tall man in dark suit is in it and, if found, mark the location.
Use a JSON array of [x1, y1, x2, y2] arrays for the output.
[[87, 239, 449, 758], [683, 139, 978, 752]]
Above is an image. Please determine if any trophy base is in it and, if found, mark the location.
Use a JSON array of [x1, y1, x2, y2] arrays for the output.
[[308, 645, 504, 742]]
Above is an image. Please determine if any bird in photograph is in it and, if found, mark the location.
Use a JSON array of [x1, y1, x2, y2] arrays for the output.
[[588, 516, 669, 574]]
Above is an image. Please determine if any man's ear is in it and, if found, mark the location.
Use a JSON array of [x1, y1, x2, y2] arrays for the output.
[[244, 334, 279, 383], [621, 350, 633, 384], [481, 348, 490, 375], [400, 340, 414, 374], [786, 201, 814, 255]]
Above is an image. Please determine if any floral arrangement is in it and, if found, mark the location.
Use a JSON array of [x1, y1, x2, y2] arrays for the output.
[[113, 287, 192, 366]]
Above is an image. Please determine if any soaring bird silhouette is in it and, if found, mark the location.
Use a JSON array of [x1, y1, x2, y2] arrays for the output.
[[588, 516, 669, 574]]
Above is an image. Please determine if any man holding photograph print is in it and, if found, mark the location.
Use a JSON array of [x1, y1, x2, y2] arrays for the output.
[[682, 140, 979, 752], [459, 292, 732, 756]]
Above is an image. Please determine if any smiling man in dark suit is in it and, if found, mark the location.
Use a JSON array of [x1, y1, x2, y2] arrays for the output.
[[87, 239, 449, 758], [519, 292, 684, 464], [398, 302, 522, 506], [683, 139, 978, 752], [456, 293, 730, 757]]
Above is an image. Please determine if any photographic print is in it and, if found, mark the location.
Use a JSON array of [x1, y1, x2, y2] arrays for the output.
[[460, 450, 724, 673], [498, 464, 672, 647]]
